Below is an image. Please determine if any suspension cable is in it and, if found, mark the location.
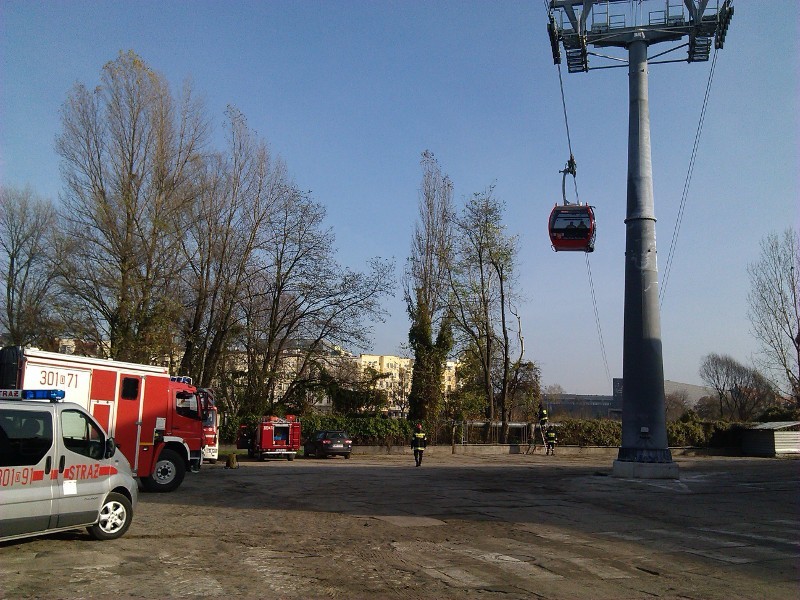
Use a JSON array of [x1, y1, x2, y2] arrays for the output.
[[586, 253, 613, 386], [556, 63, 581, 204], [547, 3, 610, 386], [660, 47, 719, 306]]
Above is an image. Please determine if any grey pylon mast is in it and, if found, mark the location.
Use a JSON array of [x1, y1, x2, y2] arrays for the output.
[[547, 0, 733, 479]]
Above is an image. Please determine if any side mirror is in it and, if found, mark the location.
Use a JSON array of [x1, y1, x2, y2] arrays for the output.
[[105, 438, 117, 459]]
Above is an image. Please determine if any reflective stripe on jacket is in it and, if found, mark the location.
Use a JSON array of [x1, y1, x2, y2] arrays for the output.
[[412, 432, 427, 449]]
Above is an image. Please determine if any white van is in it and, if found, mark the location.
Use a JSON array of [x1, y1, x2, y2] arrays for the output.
[[0, 389, 138, 542]]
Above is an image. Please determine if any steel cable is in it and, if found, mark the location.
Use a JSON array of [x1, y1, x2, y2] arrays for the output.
[[660, 48, 719, 306]]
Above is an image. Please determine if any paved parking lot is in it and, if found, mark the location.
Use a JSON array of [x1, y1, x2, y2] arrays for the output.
[[1, 452, 798, 599]]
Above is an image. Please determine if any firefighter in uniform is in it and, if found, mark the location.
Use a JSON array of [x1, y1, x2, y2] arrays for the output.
[[538, 405, 549, 448], [545, 426, 557, 456], [411, 423, 427, 467]]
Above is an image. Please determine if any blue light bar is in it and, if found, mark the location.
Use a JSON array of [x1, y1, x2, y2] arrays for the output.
[[22, 389, 66, 401]]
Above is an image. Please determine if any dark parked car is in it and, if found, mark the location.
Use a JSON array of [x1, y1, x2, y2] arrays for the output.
[[303, 430, 352, 459]]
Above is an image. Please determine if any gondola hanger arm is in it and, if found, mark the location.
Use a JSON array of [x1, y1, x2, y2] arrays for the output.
[[559, 154, 578, 206]]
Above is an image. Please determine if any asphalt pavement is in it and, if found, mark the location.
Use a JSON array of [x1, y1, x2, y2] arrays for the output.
[[0, 452, 797, 599]]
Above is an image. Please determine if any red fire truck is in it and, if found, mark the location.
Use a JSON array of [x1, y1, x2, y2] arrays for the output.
[[201, 391, 219, 464], [237, 415, 301, 461], [0, 347, 209, 492]]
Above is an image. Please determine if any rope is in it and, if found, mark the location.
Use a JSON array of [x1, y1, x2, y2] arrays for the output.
[[586, 253, 613, 386], [660, 47, 719, 306], [547, 2, 610, 385]]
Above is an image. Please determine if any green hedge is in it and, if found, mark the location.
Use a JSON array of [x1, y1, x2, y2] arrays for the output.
[[222, 415, 744, 448]]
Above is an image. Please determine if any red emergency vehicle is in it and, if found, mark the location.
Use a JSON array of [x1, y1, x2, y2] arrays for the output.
[[201, 390, 220, 464], [237, 415, 301, 461], [0, 347, 209, 492]]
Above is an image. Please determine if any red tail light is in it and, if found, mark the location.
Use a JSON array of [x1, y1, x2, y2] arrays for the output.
[[322, 439, 331, 444]]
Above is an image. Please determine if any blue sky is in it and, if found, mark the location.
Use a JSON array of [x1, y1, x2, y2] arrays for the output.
[[1, 1, 797, 394]]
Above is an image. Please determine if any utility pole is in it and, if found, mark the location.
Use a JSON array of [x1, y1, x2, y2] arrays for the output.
[[547, 0, 733, 478]]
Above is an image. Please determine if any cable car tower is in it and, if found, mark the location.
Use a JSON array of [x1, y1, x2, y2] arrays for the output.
[[546, 0, 733, 479]]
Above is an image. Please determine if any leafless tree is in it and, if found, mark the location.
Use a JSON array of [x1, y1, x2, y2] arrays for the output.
[[235, 188, 395, 416], [694, 395, 720, 420], [55, 50, 208, 362], [747, 228, 800, 405], [447, 187, 523, 441], [699, 353, 777, 421], [664, 389, 689, 422], [405, 151, 454, 421], [543, 383, 566, 398], [0, 185, 60, 347], [178, 107, 284, 386]]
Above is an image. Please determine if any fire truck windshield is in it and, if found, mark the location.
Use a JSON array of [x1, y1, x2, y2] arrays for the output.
[[175, 391, 199, 419]]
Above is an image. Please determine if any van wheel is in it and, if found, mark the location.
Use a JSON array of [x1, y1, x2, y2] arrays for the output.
[[142, 449, 185, 492], [88, 492, 133, 540]]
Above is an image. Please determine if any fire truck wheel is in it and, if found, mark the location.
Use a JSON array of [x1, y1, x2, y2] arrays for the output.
[[143, 449, 186, 492], [88, 492, 133, 540], [287, 454, 294, 461]]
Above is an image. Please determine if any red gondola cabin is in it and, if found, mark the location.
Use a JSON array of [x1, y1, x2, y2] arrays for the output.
[[549, 204, 596, 252]]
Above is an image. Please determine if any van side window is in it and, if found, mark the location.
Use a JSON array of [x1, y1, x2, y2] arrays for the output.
[[121, 377, 139, 400], [0, 410, 53, 467], [61, 410, 105, 460]]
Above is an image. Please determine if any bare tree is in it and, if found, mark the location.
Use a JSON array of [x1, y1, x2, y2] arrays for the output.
[[699, 353, 776, 421], [543, 383, 566, 397], [0, 185, 60, 347], [55, 51, 208, 362], [178, 107, 284, 386], [747, 228, 800, 405], [447, 187, 522, 441], [694, 395, 720, 420], [405, 151, 454, 421], [664, 389, 689, 422], [236, 188, 395, 416]]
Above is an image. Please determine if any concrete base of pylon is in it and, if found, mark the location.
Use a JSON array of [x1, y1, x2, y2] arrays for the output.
[[612, 459, 680, 480]]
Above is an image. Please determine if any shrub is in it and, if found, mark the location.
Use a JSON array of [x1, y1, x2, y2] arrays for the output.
[[556, 419, 621, 446], [222, 413, 748, 449], [667, 421, 706, 446]]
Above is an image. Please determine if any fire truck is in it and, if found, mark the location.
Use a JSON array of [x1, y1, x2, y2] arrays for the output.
[[0, 347, 209, 492], [237, 415, 301, 461], [201, 391, 219, 464]]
